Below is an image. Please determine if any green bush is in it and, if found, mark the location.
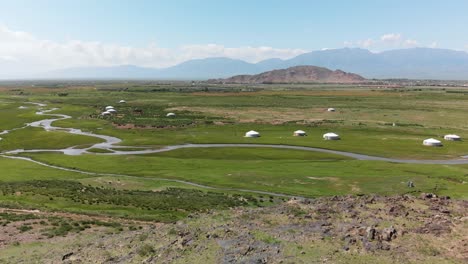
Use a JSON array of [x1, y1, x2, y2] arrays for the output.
[[137, 244, 155, 257], [18, 224, 33, 232]]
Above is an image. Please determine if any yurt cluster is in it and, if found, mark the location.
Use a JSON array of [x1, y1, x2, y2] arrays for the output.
[[241, 107, 343, 140], [101, 100, 177, 118], [244, 130, 342, 140], [245, 130, 461, 145], [101, 100, 126, 116], [101, 103, 462, 146], [423, 134, 462, 147]]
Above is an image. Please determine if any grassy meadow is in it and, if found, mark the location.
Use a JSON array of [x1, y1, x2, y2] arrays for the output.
[[0, 83, 467, 221], [27, 88, 468, 159]]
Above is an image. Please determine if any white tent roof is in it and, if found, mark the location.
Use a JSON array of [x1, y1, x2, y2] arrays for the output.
[[444, 134, 460, 139], [327, 108, 336, 111], [166, 112, 176, 116], [119, 100, 126, 103], [323, 132, 339, 137], [423, 138, 441, 144], [245, 130, 260, 135], [101, 111, 111, 115], [294, 130, 306, 134], [105, 106, 114, 110]]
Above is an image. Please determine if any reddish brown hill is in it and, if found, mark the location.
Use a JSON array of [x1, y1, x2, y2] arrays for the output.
[[208, 65, 366, 84]]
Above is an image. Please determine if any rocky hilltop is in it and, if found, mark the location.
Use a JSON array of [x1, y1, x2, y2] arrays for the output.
[[1, 194, 466, 263], [208, 65, 366, 84]]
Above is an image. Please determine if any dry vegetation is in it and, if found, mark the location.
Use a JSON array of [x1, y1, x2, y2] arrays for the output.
[[0, 195, 466, 263]]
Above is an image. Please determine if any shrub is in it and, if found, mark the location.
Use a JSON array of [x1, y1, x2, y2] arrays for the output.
[[137, 244, 155, 257]]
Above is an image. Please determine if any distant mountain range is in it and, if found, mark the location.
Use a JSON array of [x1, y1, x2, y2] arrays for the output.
[[208, 66, 365, 84], [40, 48, 468, 80]]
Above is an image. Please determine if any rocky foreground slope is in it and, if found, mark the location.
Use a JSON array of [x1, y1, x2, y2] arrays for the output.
[[208, 66, 366, 84], [0, 194, 466, 263]]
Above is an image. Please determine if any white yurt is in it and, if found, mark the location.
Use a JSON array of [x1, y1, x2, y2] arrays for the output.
[[327, 108, 336, 112], [323, 132, 340, 140], [444, 134, 461, 141], [166, 113, 176, 117], [293, 130, 307, 136], [119, 100, 126, 103], [245, 130, 260, 138], [105, 106, 114, 110], [107, 109, 117, 113], [423, 138, 443, 146], [101, 111, 111, 116]]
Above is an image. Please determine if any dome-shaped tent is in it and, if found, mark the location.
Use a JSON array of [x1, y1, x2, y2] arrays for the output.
[[245, 130, 260, 138], [293, 130, 307, 136], [423, 138, 443, 146], [444, 134, 461, 141], [327, 108, 336, 112], [166, 113, 176, 117], [323, 132, 340, 140], [105, 106, 114, 110]]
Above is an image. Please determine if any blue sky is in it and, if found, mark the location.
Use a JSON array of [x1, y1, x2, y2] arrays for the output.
[[0, 0, 467, 74]]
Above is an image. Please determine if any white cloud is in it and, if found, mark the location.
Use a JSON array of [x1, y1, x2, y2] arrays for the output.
[[0, 25, 35, 41], [0, 24, 308, 76], [178, 44, 306, 63], [346, 33, 439, 51], [381, 33, 401, 42]]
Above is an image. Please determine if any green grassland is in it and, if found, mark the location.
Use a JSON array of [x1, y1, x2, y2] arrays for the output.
[[0, 84, 467, 220], [0, 102, 47, 131], [0, 127, 103, 151], [32, 89, 468, 159], [21, 150, 468, 198], [0, 180, 256, 222], [0, 156, 264, 221], [0, 83, 467, 263], [0, 156, 87, 182], [53, 120, 468, 159]]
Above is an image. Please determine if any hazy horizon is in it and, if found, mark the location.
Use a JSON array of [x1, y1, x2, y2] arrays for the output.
[[1, 0, 468, 77]]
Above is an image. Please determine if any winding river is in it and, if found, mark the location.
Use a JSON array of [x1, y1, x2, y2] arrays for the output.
[[1, 103, 468, 164], [1, 102, 468, 198]]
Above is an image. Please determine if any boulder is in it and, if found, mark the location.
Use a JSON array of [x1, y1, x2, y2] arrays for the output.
[[366, 227, 376, 240], [381, 226, 397, 241]]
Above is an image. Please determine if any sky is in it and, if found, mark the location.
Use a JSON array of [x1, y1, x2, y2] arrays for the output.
[[1, 0, 468, 75]]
